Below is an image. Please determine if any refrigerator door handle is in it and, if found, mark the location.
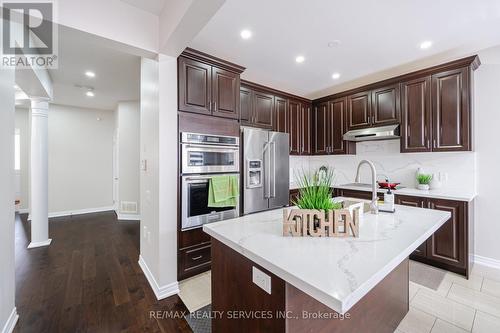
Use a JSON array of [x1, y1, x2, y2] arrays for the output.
[[263, 142, 271, 199], [270, 141, 276, 198]]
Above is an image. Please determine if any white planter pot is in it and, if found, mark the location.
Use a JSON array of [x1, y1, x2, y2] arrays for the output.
[[417, 184, 430, 190]]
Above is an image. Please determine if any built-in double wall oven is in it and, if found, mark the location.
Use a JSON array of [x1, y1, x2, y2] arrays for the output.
[[180, 132, 240, 230]]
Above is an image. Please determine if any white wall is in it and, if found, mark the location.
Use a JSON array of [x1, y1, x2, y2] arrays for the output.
[[57, 0, 159, 54], [115, 101, 140, 216], [15, 108, 30, 211], [474, 58, 500, 262], [0, 67, 17, 333], [291, 141, 476, 197], [139, 55, 179, 298], [140, 57, 161, 283], [158, 55, 178, 288], [47, 104, 114, 214]]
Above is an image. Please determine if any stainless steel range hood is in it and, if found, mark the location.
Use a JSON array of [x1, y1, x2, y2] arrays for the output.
[[343, 124, 400, 142]]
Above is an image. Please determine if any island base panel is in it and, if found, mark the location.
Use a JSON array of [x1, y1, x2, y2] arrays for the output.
[[211, 238, 409, 333]]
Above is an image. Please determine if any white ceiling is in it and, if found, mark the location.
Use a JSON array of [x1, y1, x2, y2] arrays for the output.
[[47, 27, 141, 110], [190, 0, 500, 99], [120, 0, 167, 15]]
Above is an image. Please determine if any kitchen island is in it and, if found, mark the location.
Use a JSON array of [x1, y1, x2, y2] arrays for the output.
[[203, 202, 451, 333]]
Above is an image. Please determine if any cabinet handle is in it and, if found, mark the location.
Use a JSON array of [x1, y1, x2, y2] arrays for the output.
[[427, 139, 430, 148], [433, 139, 437, 149], [214, 101, 217, 111], [421, 201, 424, 208], [191, 255, 203, 261]]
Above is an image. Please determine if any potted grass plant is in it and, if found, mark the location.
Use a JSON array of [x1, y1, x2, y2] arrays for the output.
[[291, 168, 342, 212], [282, 167, 361, 238], [416, 173, 433, 190]]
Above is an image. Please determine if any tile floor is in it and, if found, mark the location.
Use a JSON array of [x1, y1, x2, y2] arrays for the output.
[[178, 271, 211, 313], [177, 263, 500, 333], [396, 263, 500, 333]]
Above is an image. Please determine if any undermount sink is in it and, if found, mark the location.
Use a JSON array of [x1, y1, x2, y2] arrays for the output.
[[340, 183, 373, 188]]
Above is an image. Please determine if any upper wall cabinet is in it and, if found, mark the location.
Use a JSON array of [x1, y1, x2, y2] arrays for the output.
[[178, 48, 245, 120], [372, 84, 400, 126], [400, 58, 477, 153], [347, 90, 372, 130], [274, 97, 288, 133], [432, 68, 470, 151], [400, 76, 432, 152], [240, 84, 274, 129], [178, 57, 212, 115], [313, 98, 355, 155], [316, 55, 479, 154]]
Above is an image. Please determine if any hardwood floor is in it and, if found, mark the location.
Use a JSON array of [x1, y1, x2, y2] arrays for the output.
[[14, 212, 192, 333]]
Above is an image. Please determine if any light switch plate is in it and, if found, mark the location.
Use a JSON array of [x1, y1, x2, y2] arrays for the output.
[[252, 266, 271, 294]]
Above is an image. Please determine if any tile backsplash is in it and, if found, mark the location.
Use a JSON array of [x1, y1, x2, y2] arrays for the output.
[[290, 140, 476, 193]]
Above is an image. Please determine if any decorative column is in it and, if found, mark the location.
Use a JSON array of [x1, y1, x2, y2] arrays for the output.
[[28, 98, 51, 248]]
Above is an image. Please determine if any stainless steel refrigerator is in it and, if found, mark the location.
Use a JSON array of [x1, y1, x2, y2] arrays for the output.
[[242, 127, 289, 214]]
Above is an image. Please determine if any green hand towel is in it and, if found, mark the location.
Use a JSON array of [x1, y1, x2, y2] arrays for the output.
[[208, 175, 239, 208]]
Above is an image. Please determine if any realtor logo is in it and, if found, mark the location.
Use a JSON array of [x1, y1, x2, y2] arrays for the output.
[[1, 1, 58, 68]]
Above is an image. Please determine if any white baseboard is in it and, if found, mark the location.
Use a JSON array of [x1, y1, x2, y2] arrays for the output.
[[1, 307, 18, 333], [28, 239, 52, 249], [474, 255, 500, 270], [116, 213, 141, 221], [45, 206, 114, 219], [138, 255, 179, 300]]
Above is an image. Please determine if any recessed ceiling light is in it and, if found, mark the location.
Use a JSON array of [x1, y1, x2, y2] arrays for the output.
[[86, 91, 95, 97], [295, 55, 305, 63], [332, 72, 341, 80], [328, 40, 341, 47], [85, 71, 96, 78], [240, 29, 252, 40], [420, 41, 433, 50]]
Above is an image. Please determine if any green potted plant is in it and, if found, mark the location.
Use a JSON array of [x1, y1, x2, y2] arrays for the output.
[[292, 168, 342, 212], [416, 173, 433, 190]]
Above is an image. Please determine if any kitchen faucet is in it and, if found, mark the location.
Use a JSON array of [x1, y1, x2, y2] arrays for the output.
[[354, 160, 379, 214]]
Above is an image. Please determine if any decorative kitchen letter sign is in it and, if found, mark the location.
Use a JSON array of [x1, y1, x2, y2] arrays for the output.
[[283, 208, 360, 238]]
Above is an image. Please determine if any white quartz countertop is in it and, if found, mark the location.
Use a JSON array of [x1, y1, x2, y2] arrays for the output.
[[203, 205, 450, 314], [333, 184, 476, 202]]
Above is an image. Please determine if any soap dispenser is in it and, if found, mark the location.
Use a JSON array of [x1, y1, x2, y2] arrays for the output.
[[380, 188, 395, 213]]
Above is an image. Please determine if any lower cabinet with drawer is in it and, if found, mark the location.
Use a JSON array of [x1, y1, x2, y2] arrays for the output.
[[178, 227, 212, 280], [178, 242, 212, 281], [395, 195, 470, 278]]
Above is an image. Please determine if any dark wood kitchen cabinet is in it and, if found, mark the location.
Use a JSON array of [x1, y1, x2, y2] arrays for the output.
[[431, 68, 471, 151], [395, 194, 469, 277], [288, 100, 301, 155], [301, 103, 311, 155], [314, 102, 328, 154], [313, 98, 354, 155], [347, 90, 372, 130], [371, 84, 400, 126], [239, 85, 252, 123], [212, 67, 240, 119], [178, 48, 245, 119], [400, 76, 432, 152], [347, 85, 400, 130], [274, 96, 288, 133], [315, 55, 479, 154], [253, 90, 275, 129], [395, 195, 428, 259], [178, 57, 212, 115], [239, 85, 274, 129]]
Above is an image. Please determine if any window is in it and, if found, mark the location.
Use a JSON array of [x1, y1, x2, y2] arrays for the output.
[[14, 129, 20, 171]]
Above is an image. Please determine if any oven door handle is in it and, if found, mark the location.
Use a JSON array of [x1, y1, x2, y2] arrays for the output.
[[183, 143, 240, 151]]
